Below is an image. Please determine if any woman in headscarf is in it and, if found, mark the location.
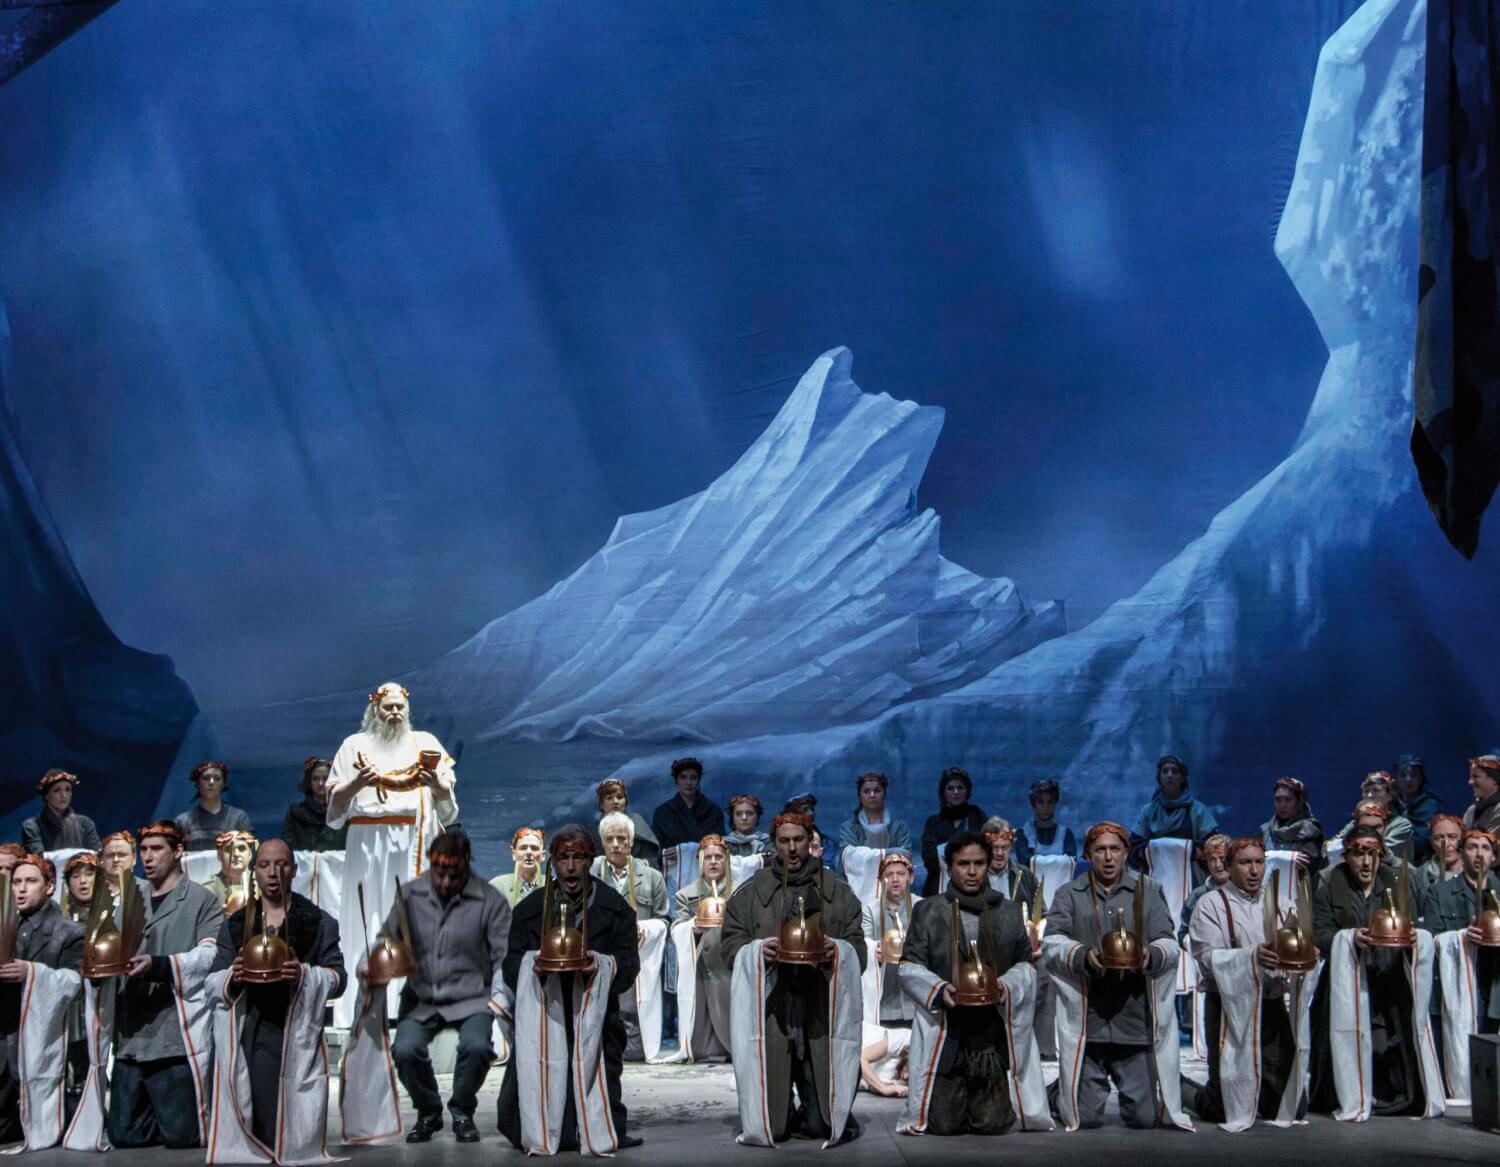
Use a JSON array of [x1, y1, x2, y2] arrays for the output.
[[1259, 776, 1325, 872], [1127, 754, 1220, 872], [918, 768, 987, 896], [19, 769, 101, 854]]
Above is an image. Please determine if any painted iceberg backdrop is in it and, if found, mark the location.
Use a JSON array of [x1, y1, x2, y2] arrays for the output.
[[606, 0, 1500, 824], [215, 348, 1064, 768]]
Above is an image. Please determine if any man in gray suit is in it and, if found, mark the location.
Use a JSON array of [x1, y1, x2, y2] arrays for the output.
[[109, 820, 223, 1148]]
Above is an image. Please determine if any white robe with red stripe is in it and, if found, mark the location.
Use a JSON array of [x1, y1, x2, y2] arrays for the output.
[[0, 962, 81, 1152]]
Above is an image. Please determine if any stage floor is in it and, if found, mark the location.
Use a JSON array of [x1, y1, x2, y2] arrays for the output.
[[20, 1060, 1496, 1165]]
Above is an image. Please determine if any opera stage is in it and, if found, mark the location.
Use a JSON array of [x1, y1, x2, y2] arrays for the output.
[[22, 1060, 1496, 1166]]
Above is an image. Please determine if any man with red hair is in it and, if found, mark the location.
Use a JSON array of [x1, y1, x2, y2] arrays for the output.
[[722, 810, 865, 1146], [1426, 828, 1500, 1102], [1464, 755, 1500, 840]]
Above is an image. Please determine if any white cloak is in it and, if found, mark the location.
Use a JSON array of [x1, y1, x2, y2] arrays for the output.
[[337, 983, 402, 1145], [634, 918, 667, 1062], [513, 951, 619, 1156], [63, 979, 115, 1151], [1146, 839, 1196, 994], [1043, 932, 1194, 1132], [205, 966, 340, 1165], [896, 959, 1052, 1134], [729, 938, 861, 1150], [0, 961, 81, 1152], [1206, 948, 1320, 1132], [1436, 928, 1480, 1105], [1326, 929, 1444, 1122]]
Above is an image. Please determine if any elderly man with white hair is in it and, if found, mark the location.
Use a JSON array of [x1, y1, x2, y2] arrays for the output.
[[591, 811, 669, 1060], [326, 682, 458, 1027]]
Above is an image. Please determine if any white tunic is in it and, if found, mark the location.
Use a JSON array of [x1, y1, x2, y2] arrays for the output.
[[326, 729, 458, 1027], [1187, 882, 1283, 995]]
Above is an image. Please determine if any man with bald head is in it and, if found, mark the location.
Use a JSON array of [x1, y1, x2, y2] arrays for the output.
[[208, 838, 345, 1158]]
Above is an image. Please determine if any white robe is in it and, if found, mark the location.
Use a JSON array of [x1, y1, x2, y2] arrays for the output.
[[1325, 929, 1444, 1122], [326, 729, 456, 1028], [729, 938, 861, 1150], [1145, 839, 1196, 994], [633, 918, 668, 1062], [337, 984, 402, 1145], [660, 920, 729, 1064], [1043, 932, 1194, 1132], [63, 979, 115, 1151], [896, 959, 1052, 1134], [205, 966, 340, 1165], [1436, 929, 1481, 1105], [0, 961, 81, 1152], [513, 951, 619, 1156], [1206, 948, 1320, 1132], [839, 847, 886, 913]]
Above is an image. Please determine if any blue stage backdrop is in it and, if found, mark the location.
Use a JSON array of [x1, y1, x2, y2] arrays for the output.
[[1, 0, 1496, 874]]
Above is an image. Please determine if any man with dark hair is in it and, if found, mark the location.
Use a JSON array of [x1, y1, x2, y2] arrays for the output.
[[20, 770, 100, 854], [207, 838, 345, 1158], [897, 831, 1047, 1136], [0, 853, 84, 1148], [1044, 822, 1190, 1131], [108, 820, 223, 1148], [721, 811, 866, 1146], [498, 825, 641, 1153], [1308, 826, 1442, 1118], [388, 830, 511, 1144], [650, 758, 726, 849]]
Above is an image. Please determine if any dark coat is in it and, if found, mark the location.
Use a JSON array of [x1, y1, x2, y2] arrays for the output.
[[281, 798, 348, 852], [902, 889, 1031, 1074], [651, 794, 726, 850], [719, 861, 867, 972], [0, 900, 83, 1073], [503, 877, 640, 1011], [20, 809, 101, 854], [919, 806, 988, 896], [211, 892, 346, 1026]]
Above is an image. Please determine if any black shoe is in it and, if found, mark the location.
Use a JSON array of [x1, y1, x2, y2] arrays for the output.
[[452, 1115, 480, 1143], [616, 1135, 644, 1149], [406, 1113, 443, 1143]]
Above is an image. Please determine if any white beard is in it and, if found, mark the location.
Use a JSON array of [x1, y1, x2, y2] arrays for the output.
[[361, 703, 414, 746]]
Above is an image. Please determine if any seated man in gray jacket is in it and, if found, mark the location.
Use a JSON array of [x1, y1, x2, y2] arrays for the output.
[[109, 820, 224, 1148], [592, 812, 669, 1061], [390, 830, 512, 1145]]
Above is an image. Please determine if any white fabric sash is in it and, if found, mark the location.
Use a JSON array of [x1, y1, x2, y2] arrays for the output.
[[840, 848, 884, 913], [1263, 852, 1300, 917], [1044, 933, 1193, 1132], [660, 921, 700, 1064], [1436, 929, 1479, 1106], [514, 951, 619, 1156], [1146, 839, 1196, 993], [205, 966, 340, 1165], [338, 983, 402, 1145], [635, 919, 667, 1062], [63, 978, 116, 1151], [896, 960, 1052, 1134], [1326, 929, 1444, 1121], [291, 852, 345, 920], [729, 938, 861, 1149], [1207, 948, 1320, 1132], [0, 962, 80, 1152], [171, 940, 220, 1145], [1029, 856, 1075, 911]]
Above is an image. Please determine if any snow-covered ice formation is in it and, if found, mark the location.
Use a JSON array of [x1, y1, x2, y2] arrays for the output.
[[242, 348, 1063, 757], [607, 0, 1500, 825]]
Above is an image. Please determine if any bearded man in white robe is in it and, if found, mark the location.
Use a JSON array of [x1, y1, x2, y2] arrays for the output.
[[326, 683, 458, 1027]]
